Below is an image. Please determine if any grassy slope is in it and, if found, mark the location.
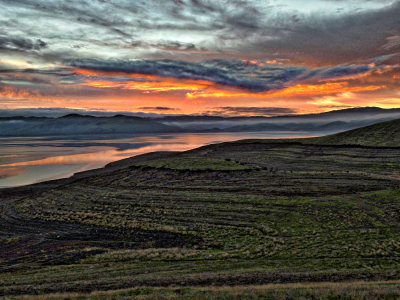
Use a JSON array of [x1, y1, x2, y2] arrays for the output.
[[7, 281, 400, 299], [307, 118, 400, 147], [235, 118, 400, 148], [2, 119, 400, 297]]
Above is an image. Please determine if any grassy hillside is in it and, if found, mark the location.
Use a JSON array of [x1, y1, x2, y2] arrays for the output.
[[3, 120, 400, 297], [2, 138, 400, 298], [233, 118, 400, 148], [307, 118, 400, 147], [6, 281, 400, 299]]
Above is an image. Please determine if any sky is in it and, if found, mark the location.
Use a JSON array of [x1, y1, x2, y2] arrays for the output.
[[0, 0, 399, 117]]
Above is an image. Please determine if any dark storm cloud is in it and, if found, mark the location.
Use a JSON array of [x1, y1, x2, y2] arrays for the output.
[[68, 58, 379, 92], [319, 65, 371, 79], [298, 64, 377, 81], [0, 36, 47, 52], [154, 42, 200, 52], [0, 65, 79, 88], [125, 40, 209, 53], [216, 106, 297, 115], [69, 59, 274, 91]]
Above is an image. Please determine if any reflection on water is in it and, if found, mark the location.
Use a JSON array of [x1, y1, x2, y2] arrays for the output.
[[0, 131, 317, 188]]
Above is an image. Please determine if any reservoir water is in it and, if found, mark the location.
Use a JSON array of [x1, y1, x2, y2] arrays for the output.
[[0, 131, 318, 188]]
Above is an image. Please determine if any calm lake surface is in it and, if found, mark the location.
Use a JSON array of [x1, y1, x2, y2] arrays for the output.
[[0, 131, 319, 188]]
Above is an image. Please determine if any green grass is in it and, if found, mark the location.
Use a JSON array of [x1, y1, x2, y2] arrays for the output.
[[2, 137, 400, 296], [307, 118, 400, 147], [135, 157, 251, 171], [5, 281, 400, 299], [234, 118, 400, 148]]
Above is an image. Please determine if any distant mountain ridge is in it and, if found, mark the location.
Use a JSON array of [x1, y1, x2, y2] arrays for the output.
[[1, 107, 400, 137], [0, 114, 183, 137], [156, 107, 400, 122]]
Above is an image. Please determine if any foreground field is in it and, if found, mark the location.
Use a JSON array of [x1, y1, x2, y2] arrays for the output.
[[2, 120, 400, 297], [6, 281, 400, 299]]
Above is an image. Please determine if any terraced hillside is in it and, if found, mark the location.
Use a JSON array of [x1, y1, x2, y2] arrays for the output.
[[2, 123, 400, 298], [237, 118, 400, 148], [308, 118, 400, 147]]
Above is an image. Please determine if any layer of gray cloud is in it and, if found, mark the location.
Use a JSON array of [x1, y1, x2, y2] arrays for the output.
[[255, 1, 400, 64], [0, 0, 398, 65], [0, 36, 47, 52]]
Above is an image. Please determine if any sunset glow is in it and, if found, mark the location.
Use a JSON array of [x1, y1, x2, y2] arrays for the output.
[[0, 1, 399, 116]]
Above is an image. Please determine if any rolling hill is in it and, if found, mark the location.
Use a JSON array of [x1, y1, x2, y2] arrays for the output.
[[308, 118, 400, 147], [2, 118, 400, 298], [235, 117, 400, 148]]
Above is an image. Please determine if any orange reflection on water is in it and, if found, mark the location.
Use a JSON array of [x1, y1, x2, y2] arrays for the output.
[[1, 134, 223, 171], [0, 132, 316, 188], [0, 167, 23, 179]]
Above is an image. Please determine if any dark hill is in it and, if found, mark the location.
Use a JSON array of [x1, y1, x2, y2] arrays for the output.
[[234, 118, 400, 148], [308, 118, 400, 147]]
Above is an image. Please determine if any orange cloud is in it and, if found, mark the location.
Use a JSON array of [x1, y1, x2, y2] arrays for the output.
[[0, 86, 35, 99], [268, 82, 384, 97], [75, 68, 216, 93], [0, 66, 392, 117], [187, 82, 384, 99], [74, 68, 160, 81], [73, 66, 386, 105], [0, 85, 69, 108], [83, 80, 209, 92]]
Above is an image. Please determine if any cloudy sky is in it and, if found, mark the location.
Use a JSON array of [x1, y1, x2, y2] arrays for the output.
[[0, 0, 399, 116]]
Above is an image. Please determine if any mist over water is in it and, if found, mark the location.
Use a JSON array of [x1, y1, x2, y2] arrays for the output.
[[0, 131, 320, 188]]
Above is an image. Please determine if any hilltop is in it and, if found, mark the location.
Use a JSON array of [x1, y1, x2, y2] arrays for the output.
[[307, 118, 400, 147], [233, 117, 400, 148]]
